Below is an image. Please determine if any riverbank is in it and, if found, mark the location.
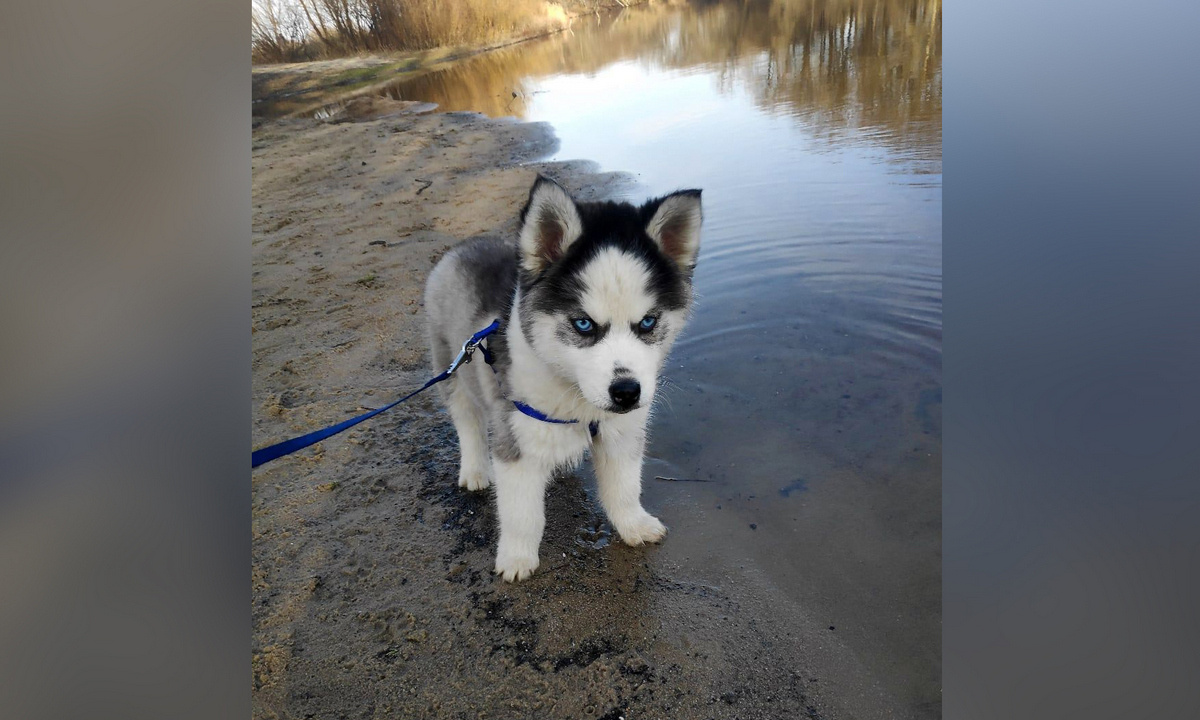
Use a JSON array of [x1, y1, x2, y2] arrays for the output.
[[251, 105, 899, 718], [252, 0, 653, 119]]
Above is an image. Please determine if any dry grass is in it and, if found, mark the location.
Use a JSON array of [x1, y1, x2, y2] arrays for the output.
[[253, 0, 577, 63], [373, 0, 560, 50]]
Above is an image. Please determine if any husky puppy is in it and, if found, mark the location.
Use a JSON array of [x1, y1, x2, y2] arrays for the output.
[[424, 176, 702, 581]]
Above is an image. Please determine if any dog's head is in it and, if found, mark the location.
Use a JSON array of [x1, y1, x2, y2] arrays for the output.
[[516, 175, 702, 415]]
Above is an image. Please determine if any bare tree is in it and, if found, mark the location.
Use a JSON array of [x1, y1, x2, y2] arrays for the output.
[[253, 0, 318, 62]]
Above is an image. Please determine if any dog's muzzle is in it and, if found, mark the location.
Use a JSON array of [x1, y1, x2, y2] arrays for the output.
[[608, 378, 641, 412]]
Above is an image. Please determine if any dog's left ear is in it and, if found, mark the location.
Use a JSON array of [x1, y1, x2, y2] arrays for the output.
[[644, 189, 703, 269], [518, 175, 583, 274]]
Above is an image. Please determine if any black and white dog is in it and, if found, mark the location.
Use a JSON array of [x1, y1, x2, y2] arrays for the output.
[[424, 176, 702, 581]]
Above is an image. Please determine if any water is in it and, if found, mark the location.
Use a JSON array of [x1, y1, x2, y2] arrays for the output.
[[334, 1, 941, 715]]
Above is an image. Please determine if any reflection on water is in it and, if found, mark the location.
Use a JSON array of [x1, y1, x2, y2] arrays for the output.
[[342, 2, 941, 717], [331, 0, 940, 160]]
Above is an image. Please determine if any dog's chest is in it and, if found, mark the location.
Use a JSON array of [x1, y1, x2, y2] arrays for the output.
[[509, 416, 592, 468]]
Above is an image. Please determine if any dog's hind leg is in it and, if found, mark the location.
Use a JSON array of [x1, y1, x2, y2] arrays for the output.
[[446, 380, 491, 491], [429, 327, 490, 492]]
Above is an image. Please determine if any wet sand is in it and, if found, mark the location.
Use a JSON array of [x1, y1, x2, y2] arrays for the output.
[[252, 104, 904, 719]]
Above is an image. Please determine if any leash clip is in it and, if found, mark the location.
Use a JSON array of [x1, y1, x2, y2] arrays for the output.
[[446, 336, 481, 376]]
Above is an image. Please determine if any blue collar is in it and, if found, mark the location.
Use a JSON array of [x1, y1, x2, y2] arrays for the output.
[[511, 400, 600, 437]]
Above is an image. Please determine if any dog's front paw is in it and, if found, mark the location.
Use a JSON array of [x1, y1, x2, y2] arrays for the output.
[[615, 512, 667, 546], [457, 466, 491, 492], [494, 548, 539, 582]]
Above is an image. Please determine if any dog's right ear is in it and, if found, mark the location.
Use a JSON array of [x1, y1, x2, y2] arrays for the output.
[[518, 175, 583, 274]]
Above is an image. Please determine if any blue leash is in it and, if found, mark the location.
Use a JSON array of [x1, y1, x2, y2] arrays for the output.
[[252, 320, 501, 468], [251, 319, 596, 468]]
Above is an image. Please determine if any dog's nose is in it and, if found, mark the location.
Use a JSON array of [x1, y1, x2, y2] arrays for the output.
[[608, 378, 641, 410]]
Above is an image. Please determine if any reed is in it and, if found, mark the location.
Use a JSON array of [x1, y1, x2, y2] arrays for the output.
[[253, 0, 579, 63]]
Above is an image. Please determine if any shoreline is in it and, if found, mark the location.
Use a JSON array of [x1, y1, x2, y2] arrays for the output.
[[251, 105, 896, 718], [252, 0, 647, 120]]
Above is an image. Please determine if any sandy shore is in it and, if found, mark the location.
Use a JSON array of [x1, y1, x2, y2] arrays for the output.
[[251, 105, 892, 719]]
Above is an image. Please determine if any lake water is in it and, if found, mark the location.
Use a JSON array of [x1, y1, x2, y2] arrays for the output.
[[325, 1, 941, 716]]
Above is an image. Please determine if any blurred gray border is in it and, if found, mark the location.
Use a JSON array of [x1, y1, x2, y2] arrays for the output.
[[1, 1, 249, 718], [945, 1, 1200, 717]]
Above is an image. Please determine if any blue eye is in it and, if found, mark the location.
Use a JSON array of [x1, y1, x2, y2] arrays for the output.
[[572, 317, 594, 334], [639, 315, 657, 331]]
